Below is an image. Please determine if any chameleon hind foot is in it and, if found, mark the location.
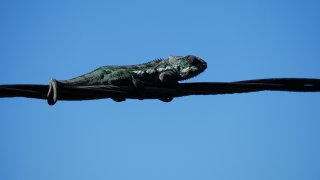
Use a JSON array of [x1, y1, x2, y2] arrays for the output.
[[111, 97, 126, 102], [159, 97, 174, 102]]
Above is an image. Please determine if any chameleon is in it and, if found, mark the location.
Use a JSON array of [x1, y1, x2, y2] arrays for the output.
[[47, 55, 207, 104]]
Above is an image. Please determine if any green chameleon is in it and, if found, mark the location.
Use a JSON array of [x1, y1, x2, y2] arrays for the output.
[[48, 55, 207, 104]]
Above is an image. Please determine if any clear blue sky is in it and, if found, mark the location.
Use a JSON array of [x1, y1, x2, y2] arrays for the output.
[[1, 0, 320, 180]]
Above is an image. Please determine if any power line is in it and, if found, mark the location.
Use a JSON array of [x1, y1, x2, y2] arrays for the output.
[[0, 78, 319, 106]]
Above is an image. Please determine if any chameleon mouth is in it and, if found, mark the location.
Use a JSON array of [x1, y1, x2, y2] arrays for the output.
[[180, 66, 205, 81], [201, 62, 207, 70], [192, 60, 207, 73]]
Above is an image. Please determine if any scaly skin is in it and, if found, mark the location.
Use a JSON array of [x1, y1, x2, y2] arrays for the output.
[[57, 55, 207, 102]]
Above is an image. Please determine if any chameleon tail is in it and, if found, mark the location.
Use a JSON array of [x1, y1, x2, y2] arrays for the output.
[[58, 68, 105, 86], [59, 75, 91, 86]]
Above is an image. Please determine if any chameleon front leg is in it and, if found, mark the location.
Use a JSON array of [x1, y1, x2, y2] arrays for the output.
[[158, 71, 180, 102]]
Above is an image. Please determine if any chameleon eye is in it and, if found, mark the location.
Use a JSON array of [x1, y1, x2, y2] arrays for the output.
[[186, 55, 199, 66], [187, 55, 196, 61]]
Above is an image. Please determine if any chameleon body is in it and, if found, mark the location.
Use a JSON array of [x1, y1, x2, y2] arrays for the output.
[[57, 55, 207, 102]]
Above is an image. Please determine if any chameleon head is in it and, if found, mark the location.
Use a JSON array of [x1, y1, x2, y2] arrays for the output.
[[168, 55, 207, 80]]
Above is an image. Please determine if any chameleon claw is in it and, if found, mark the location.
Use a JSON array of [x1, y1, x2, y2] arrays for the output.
[[111, 97, 126, 102]]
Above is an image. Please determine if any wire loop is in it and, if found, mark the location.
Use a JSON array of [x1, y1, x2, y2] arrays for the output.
[[47, 78, 58, 105]]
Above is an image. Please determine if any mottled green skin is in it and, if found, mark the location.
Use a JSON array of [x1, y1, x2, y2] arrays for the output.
[[58, 55, 207, 102]]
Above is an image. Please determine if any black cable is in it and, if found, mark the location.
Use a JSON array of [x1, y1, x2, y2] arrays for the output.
[[0, 78, 319, 106]]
